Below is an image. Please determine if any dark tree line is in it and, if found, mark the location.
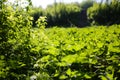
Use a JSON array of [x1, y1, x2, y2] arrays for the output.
[[30, 0, 94, 27], [30, 0, 120, 27], [88, 0, 120, 26]]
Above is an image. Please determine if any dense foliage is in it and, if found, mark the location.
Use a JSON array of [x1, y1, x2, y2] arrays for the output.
[[0, 0, 44, 79], [32, 25, 120, 80], [0, 0, 120, 80], [87, 0, 120, 25]]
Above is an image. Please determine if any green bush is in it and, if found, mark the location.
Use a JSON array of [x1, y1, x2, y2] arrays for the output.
[[0, 0, 46, 79]]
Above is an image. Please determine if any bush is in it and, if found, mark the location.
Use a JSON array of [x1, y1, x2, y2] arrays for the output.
[[0, 0, 46, 79]]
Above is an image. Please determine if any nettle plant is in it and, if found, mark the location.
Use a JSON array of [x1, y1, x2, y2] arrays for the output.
[[32, 25, 120, 80], [0, 0, 47, 79]]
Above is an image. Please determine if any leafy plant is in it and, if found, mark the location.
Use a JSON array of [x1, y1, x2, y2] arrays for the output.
[[33, 25, 120, 80], [0, 0, 46, 79]]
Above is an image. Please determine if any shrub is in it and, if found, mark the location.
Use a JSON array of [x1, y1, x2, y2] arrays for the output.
[[0, 0, 46, 79]]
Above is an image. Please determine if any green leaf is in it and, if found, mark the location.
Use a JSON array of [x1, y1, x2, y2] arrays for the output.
[[59, 75, 68, 79], [57, 62, 70, 67], [99, 75, 108, 80], [66, 68, 71, 76], [84, 74, 91, 79], [61, 54, 77, 64], [54, 70, 59, 77]]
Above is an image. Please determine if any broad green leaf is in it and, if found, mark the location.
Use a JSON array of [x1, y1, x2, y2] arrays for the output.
[[61, 54, 77, 64], [66, 68, 71, 76], [84, 74, 91, 79], [99, 75, 107, 80], [54, 70, 59, 77], [59, 75, 68, 79]]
